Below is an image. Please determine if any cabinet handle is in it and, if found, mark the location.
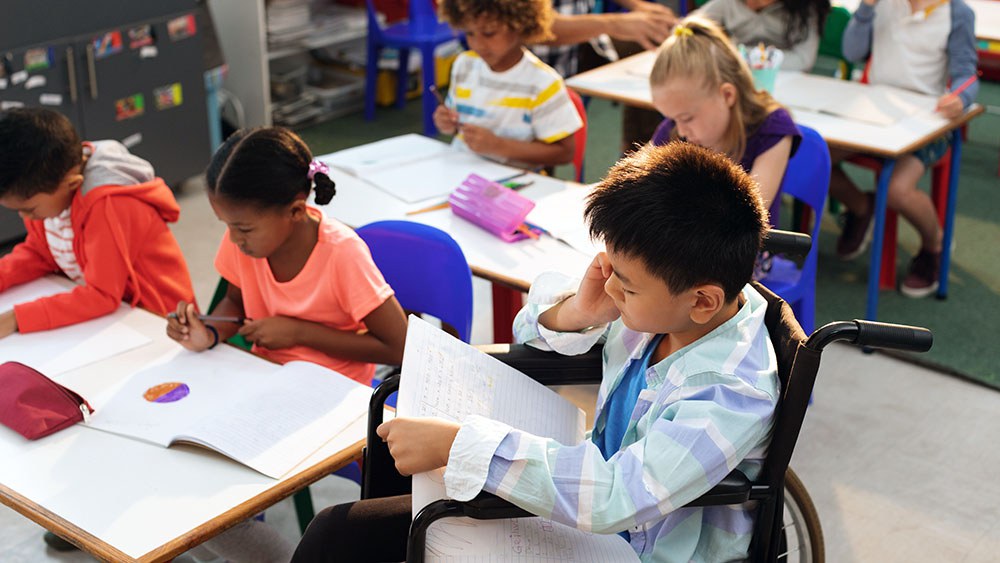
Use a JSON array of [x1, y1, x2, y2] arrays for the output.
[[85, 43, 98, 100], [66, 47, 78, 104]]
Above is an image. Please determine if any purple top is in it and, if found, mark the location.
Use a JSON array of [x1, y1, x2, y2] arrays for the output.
[[651, 108, 801, 172]]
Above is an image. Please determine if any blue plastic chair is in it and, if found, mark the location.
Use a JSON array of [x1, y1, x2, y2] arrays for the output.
[[357, 220, 474, 343], [759, 126, 831, 333], [364, 0, 457, 136]]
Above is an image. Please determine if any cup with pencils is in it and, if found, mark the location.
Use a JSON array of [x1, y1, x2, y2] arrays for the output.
[[740, 43, 784, 95]]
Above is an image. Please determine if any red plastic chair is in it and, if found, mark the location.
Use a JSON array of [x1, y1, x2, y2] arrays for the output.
[[566, 88, 588, 182]]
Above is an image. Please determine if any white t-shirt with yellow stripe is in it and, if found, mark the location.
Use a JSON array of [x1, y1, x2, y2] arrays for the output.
[[446, 49, 583, 163]]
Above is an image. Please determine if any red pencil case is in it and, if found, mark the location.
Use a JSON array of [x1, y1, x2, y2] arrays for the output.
[[449, 174, 542, 242], [0, 361, 93, 440]]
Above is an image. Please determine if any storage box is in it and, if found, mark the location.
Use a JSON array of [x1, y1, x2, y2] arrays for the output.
[[373, 51, 458, 107]]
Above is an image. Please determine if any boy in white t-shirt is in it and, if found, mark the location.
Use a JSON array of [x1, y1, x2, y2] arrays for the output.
[[434, 0, 584, 168]]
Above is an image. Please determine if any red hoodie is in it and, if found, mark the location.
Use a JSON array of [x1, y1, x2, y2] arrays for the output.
[[0, 148, 195, 333]]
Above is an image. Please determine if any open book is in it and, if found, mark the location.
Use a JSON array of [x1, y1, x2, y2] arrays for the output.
[[776, 73, 942, 126], [322, 133, 524, 204], [397, 316, 638, 562], [86, 345, 371, 479]]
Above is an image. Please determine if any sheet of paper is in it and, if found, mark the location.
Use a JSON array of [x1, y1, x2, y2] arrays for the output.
[[526, 184, 604, 256], [324, 133, 451, 176], [0, 277, 152, 375], [364, 151, 523, 204], [87, 346, 371, 479], [398, 316, 586, 512], [777, 73, 940, 126], [424, 517, 638, 562]]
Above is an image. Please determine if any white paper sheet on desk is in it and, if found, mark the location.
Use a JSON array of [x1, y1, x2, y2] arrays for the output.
[[526, 185, 604, 256], [365, 151, 523, 204], [86, 345, 371, 479], [0, 277, 151, 375], [777, 75, 940, 126], [324, 133, 451, 176]]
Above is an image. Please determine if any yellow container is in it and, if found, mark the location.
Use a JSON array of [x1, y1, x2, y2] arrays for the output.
[[374, 52, 458, 107]]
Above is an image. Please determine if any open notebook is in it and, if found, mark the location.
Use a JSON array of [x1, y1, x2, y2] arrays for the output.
[[86, 345, 371, 479], [323, 133, 524, 204], [776, 73, 943, 127], [397, 316, 638, 562]]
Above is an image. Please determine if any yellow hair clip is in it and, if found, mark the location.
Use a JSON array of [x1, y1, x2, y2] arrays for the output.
[[673, 25, 694, 37]]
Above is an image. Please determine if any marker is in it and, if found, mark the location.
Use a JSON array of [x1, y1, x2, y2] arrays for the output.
[[429, 84, 446, 106], [516, 223, 540, 240], [167, 312, 246, 323]]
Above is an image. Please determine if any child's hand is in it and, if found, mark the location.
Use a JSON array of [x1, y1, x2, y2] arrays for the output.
[[0, 310, 17, 339], [572, 252, 622, 326], [376, 417, 461, 476], [461, 124, 505, 156], [238, 316, 300, 350], [433, 104, 460, 135], [166, 301, 215, 351], [607, 11, 674, 50], [935, 94, 964, 120]]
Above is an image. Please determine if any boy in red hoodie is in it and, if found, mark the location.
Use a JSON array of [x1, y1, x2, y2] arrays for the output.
[[0, 107, 195, 339]]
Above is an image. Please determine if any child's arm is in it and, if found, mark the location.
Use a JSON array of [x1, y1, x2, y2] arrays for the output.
[[748, 136, 793, 208], [238, 296, 408, 365], [938, 2, 979, 118], [841, 0, 876, 64], [379, 379, 778, 534], [778, 18, 821, 72], [548, 11, 674, 51], [166, 281, 245, 351], [461, 126, 576, 167], [0, 222, 59, 294]]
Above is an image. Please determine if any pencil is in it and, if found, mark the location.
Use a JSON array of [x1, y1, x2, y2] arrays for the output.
[[429, 84, 446, 106], [517, 223, 540, 240], [406, 201, 451, 215], [943, 71, 980, 102], [167, 312, 246, 323]]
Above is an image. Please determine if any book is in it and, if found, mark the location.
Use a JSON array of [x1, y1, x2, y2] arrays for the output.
[[397, 316, 638, 561], [86, 345, 371, 479]]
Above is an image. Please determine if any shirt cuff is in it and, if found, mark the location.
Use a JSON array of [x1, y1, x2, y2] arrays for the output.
[[513, 271, 608, 355], [443, 415, 513, 501]]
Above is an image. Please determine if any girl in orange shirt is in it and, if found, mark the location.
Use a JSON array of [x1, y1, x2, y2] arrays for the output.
[[167, 127, 407, 384]]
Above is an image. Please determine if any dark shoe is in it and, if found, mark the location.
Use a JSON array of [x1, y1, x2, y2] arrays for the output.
[[43, 531, 79, 552], [836, 194, 875, 261], [901, 250, 941, 298]]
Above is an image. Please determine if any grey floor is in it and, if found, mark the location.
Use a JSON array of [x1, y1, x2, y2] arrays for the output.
[[3, 179, 1000, 562]]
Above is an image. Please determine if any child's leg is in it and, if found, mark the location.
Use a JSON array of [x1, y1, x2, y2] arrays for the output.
[[199, 518, 294, 563], [886, 154, 940, 253], [828, 148, 876, 260], [291, 495, 411, 563]]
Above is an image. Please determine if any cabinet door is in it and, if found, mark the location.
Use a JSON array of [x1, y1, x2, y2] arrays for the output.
[[74, 12, 210, 187], [0, 42, 84, 130]]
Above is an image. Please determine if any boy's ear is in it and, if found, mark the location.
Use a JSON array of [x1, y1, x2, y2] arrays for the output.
[[63, 168, 84, 193], [688, 284, 727, 324], [720, 83, 738, 108]]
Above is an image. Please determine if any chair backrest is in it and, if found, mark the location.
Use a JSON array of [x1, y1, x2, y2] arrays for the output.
[[409, 0, 440, 29], [777, 125, 830, 274], [565, 88, 588, 183], [356, 220, 474, 342], [818, 5, 852, 60]]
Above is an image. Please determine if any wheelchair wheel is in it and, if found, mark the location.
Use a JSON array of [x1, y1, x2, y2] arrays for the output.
[[779, 467, 824, 563]]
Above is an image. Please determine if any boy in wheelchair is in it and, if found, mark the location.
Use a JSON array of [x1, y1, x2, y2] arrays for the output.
[[293, 142, 780, 562]]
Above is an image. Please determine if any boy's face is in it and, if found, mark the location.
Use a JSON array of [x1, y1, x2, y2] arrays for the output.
[[209, 194, 305, 260], [459, 16, 523, 72], [602, 249, 699, 334], [651, 78, 736, 154], [0, 167, 83, 220]]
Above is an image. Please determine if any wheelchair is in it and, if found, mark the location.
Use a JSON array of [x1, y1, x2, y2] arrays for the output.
[[359, 230, 934, 563]]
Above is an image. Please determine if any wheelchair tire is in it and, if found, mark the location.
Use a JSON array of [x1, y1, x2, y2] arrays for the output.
[[779, 467, 825, 563]]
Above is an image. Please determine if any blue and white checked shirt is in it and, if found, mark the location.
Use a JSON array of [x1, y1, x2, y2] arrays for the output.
[[444, 272, 780, 562]]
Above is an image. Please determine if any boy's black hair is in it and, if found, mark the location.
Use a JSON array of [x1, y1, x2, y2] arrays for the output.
[[206, 127, 336, 208], [0, 108, 82, 199], [586, 142, 767, 301]]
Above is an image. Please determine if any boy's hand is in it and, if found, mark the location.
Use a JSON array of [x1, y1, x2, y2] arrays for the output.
[[935, 94, 964, 120], [166, 301, 214, 351], [461, 124, 505, 156], [433, 105, 460, 135], [376, 417, 461, 476], [0, 310, 17, 339], [238, 316, 300, 350], [573, 252, 622, 325]]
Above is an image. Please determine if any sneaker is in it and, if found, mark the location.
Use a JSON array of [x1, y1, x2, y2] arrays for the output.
[[900, 250, 941, 298], [43, 531, 79, 552], [836, 194, 875, 261]]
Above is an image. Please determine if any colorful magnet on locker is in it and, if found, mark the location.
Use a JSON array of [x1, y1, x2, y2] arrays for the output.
[[24, 47, 53, 71], [153, 83, 183, 110], [167, 14, 197, 41], [128, 24, 155, 49], [93, 31, 124, 59], [115, 93, 144, 121]]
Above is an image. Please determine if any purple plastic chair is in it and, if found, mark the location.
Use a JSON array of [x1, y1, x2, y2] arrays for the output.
[[760, 126, 830, 333], [364, 0, 457, 136]]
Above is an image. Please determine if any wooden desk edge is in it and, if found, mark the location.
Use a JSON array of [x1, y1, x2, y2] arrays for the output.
[[567, 83, 654, 111]]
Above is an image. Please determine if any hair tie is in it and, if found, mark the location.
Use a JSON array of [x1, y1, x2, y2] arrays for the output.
[[673, 25, 694, 38], [307, 160, 329, 181]]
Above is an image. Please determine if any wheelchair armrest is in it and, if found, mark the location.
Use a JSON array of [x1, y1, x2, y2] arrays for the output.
[[684, 469, 752, 507], [477, 343, 604, 386]]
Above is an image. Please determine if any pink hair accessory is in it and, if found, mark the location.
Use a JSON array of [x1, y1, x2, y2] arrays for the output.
[[307, 160, 330, 181]]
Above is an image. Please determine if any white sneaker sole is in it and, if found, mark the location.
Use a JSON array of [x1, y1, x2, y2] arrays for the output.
[[837, 215, 875, 261], [900, 280, 940, 298]]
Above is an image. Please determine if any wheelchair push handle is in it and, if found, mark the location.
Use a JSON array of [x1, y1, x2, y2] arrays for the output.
[[806, 320, 933, 352], [762, 229, 812, 258]]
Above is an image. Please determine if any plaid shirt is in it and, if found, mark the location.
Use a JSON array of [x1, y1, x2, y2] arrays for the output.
[[444, 272, 780, 562], [530, 0, 595, 76]]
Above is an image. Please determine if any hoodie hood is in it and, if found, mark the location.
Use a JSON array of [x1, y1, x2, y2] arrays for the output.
[[76, 140, 180, 224]]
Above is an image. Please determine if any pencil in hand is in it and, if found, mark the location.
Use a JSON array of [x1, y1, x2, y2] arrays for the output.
[[167, 312, 247, 324]]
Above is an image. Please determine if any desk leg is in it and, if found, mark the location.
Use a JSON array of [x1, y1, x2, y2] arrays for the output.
[[938, 129, 963, 300], [866, 160, 895, 321], [492, 284, 523, 343]]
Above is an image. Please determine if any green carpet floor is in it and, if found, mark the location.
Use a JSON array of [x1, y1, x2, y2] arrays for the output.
[[298, 69, 1000, 389]]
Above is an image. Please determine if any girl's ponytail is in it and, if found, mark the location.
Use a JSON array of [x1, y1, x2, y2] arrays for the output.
[[313, 171, 337, 205]]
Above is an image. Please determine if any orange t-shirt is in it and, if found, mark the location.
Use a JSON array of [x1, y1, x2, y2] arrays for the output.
[[214, 212, 393, 384]]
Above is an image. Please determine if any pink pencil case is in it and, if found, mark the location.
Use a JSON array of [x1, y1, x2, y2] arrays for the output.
[[449, 174, 541, 242]]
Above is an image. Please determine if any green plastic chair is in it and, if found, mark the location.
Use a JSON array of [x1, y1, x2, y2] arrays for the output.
[[818, 5, 854, 80]]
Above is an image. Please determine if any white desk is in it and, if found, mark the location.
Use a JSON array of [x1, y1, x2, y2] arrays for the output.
[[316, 161, 598, 340], [969, 0, 1000, 45], [0, 281, 367, 562], [566, 53, 984, 320]]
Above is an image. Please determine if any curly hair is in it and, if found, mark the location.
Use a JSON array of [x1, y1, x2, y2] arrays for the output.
[[439, 0, 555, 43]]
